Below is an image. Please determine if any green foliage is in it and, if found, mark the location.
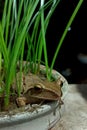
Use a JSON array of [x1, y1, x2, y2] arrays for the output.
[[0, 0, 83, 107]]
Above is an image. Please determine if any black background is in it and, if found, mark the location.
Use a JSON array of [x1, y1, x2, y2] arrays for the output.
[[46, 0, 87, 83]]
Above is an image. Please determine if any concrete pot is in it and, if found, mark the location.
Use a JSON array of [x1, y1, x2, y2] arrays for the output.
[[0, 69, 68, 130]]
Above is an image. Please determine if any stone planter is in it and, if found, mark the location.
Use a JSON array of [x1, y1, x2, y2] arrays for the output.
[[0, 68, 68, 130]]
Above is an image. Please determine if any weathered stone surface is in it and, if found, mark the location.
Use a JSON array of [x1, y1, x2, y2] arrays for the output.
[[52, 84, 87, 130]]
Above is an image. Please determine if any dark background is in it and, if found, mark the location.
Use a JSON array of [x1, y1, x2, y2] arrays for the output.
[[0, 0, 87, 83], [46, 0, 87, 83]]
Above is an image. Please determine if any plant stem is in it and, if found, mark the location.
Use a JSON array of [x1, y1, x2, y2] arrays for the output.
[[49, 0, 83, 77], [41, 0, 49, 79], [0, 52, 1, 70]]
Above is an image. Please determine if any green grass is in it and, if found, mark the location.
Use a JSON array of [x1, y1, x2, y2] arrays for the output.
[[0, 0, 83, 108]]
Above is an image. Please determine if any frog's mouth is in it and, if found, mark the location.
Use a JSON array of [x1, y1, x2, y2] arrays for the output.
[[26, 85, 60, 101]]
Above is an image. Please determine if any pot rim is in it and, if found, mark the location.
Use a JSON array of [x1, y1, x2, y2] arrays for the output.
[[0, 101, 59, 128]]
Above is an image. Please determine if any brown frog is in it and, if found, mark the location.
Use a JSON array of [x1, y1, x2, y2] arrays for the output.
[[13, 72, 63, 107]]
